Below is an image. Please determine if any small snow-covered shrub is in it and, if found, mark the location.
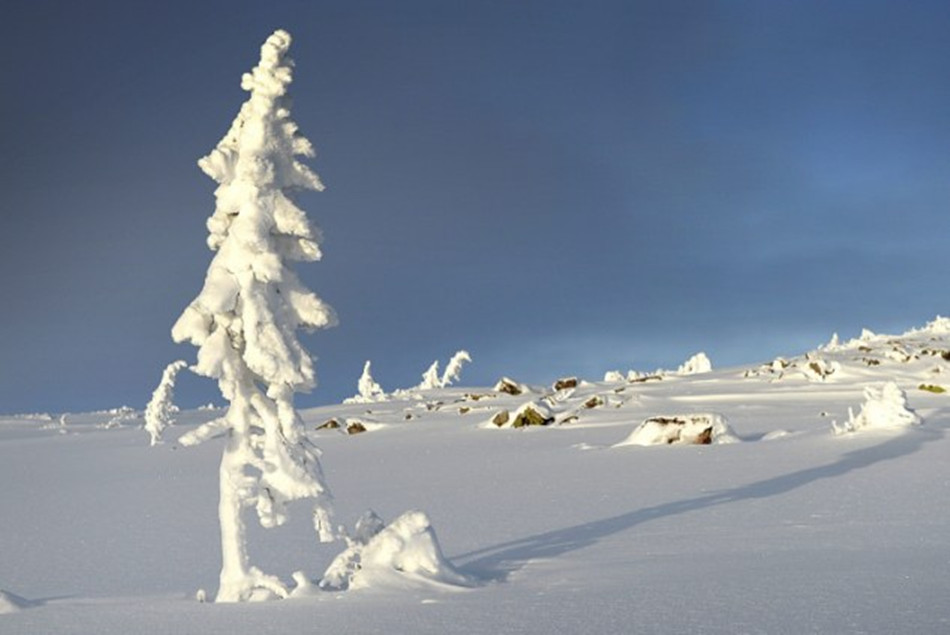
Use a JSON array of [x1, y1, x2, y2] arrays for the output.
[[677, 352, 712, 375], [833, 382, 921, 435], [614, 413, 738, 447], [321, 511, 473, 591]]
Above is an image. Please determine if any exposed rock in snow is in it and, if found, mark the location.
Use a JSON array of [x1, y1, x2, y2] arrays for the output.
[[489, 401, 554, 429], [833, 382, 921, 435], [614, 413, 739, 447], [494, 377, 526, 396], [801, 354, 839, 381]]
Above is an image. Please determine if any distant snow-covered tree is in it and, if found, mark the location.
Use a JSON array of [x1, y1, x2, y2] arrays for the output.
[[343, 361, 386, 403], [414, 350, 472, 391], [170, 29, 337, 602], [418, 360, 442, 390], [440, 350, 471, 387], [144, 360, 188, 446]]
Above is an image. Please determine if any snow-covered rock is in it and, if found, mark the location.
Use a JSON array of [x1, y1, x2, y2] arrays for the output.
[[614, 413, 739, 447]]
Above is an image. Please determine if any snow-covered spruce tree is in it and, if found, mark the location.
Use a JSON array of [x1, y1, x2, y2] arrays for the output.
[[144, 359, 188, 446], [170, 29, 337, 603]]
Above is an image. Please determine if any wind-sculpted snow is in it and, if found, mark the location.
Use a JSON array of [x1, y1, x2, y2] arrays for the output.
[[1, 317, 949, 633]]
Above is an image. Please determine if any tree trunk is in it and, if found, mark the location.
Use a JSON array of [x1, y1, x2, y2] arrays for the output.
[[215, 432, 251, 602]]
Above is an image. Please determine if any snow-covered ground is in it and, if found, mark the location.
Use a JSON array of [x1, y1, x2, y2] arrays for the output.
[[2, 319, 950, 633]]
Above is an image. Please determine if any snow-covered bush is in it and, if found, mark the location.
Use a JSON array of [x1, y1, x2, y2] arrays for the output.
[[320, 511, 473, 591], [833, 382, 921, 435], [614, 413, 738, 447], [169, 29, 336, 602], [144, 360, 188, 446], [677, 352, 712, 375]]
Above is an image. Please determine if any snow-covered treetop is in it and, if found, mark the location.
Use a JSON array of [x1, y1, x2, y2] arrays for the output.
[[172, 28, 336, 395]]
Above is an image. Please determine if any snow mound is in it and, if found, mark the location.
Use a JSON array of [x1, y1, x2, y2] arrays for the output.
[[614, 413, 739, 447], [0, 590, 33, 614], [833, 382, 921, 435], [321, 511, 474, 591]]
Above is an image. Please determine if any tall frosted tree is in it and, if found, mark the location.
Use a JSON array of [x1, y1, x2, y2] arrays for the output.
[[171, 29, 337, 603]]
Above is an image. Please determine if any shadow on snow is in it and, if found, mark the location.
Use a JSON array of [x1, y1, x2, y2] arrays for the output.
[[455, 425, 945, 581]]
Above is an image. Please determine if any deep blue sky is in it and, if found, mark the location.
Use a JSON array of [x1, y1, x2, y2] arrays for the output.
[[2, 0, 949, 414]]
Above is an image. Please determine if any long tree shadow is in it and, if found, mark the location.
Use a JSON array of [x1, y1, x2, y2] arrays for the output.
[[456, 426, 944, 581]]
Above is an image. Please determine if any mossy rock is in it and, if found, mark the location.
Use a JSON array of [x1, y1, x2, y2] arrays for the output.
[[511, 406, 553, 428], [919, 384, 946, 394], [346, 421, 368, 435], [494, 378, 523, 396], [584, 396, 604, 409], [553, 377, 578, 391], [630, 375, 663, 383], [317, 418, 341, 430]]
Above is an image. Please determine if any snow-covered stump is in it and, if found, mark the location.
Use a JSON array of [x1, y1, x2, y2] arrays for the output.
[[833, 382, 921, 435], [168, 29, 337, 603], [614, 413, 739, 447]]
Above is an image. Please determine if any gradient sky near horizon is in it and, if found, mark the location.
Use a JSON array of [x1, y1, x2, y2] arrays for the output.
[[2, 0, 949, 414]]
